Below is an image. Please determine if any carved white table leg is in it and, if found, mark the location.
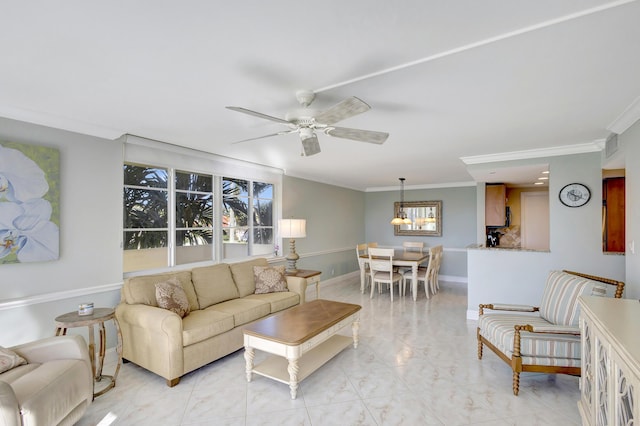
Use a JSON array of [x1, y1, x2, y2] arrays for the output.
[[244, 347, 254, 382], [287, 357, 299, 399], [352, 320, 360, 348]]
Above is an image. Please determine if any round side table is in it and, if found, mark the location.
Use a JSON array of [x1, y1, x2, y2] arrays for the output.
[[54, 307, 123, 398]]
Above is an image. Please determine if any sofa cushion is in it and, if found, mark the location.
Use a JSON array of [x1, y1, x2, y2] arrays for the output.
[[191, 264, 240, 309], [244, 292, 300, 313], [539, 271, 607, 327], [478, 313, 581, 367], [209, 298, 271, 326], [124, 271, 199, 312], [181, 310, 235, 346], [0, 347, 27, 374], [229, 258, 269, 297], [155, 277, 190, 318], [253, 265, 288, 294], [0, 364, 39, 384]]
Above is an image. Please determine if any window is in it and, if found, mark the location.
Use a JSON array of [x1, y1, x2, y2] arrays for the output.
[[124, 162, 277, 272], [222, 177, 274, 260], [175, 170, 214, 265], [123, 164, 169, 271]]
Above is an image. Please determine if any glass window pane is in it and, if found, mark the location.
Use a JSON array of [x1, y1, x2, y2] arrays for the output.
[[223, 200, 248, 227], [176, 243, 213, 265], [253, 198, 273, 226], [123, 230, 168, 250], [123, 230, 168, 272], [253, 182, 273, 198], [223, 178, 249, 197], [253, 227, 273, 244], [176, 193, 213, 228], [124, 164, 168, 188], [123, 188, 168, 228], [175, 171, 212, 192], [176, 230, 213, 246]]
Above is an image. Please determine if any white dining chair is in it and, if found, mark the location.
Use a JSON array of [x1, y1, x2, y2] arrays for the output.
[[368, 247, 404, 301], [402, 245, 442, 299], [356, 243, 371, 292], [428, 245, 443, 294], [402, 241, 424, 253], [398, 241, 425, 274]]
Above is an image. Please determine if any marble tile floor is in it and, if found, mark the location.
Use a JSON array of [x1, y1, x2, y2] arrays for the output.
[[79, 277, 581, 426]]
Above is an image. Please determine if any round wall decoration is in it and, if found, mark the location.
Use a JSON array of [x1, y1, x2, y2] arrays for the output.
[[559, 183, 591, 207]]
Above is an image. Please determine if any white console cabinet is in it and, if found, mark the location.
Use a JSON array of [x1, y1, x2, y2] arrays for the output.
[[578, 296, 640, 425]]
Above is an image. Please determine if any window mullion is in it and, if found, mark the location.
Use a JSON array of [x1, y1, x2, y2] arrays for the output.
[[248, 183, 254, 256], [214, 176, 223, 262], [168, 168, 176, 267]]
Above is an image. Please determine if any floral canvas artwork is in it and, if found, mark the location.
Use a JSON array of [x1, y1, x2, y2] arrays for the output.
[[0, 141, 60, 264]]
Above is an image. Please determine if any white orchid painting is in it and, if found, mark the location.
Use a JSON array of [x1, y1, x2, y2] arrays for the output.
[[0, 141, 59, 264]]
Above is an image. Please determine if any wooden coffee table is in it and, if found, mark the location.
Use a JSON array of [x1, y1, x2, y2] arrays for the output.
[[243, 299, 361, 399]]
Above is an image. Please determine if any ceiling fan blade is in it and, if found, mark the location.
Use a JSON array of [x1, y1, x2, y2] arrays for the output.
[[314, 97, 371, 125], [301, 133, 321, 156], [231, 129, 296, 144], [325, 126, 389, 144], [226, 106, 291, 124]]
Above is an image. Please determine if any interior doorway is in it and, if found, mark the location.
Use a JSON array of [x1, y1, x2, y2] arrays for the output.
[[521, 191, 550, 250]]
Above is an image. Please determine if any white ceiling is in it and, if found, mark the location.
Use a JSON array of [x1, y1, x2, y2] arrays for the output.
[[2, 1, 640, 191]]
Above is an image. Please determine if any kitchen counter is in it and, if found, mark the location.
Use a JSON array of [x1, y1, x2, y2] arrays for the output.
[[466, 243, 548, 253]]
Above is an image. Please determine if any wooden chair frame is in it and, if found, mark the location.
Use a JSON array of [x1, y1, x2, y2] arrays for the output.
[[477, 270, 624, 395]]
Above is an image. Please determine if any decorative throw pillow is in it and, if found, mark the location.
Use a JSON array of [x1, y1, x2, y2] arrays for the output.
[[0, 346, 27, 374], [253, 265, 288, 294], [155, 277, 190, 318]]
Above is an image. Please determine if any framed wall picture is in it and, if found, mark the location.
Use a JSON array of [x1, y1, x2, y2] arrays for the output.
[[0, 141, 60, 264], [393, 200, 442, 237]]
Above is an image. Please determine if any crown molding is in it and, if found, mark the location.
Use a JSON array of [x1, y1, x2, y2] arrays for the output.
[[0, 104, 123, 140], [460, 141, 604, 165], [608, 95, 640, 134], [366, 181, 476, 192]]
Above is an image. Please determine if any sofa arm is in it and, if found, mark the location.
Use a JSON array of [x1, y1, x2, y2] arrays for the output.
[[525, 324, 580, 335], [115, 303, 185, 382], [11, 335, 90, 367], [286, 276, 308, 304], [116, 303, 183, 335], [0, 381, 20, 426], [478, 303, 539, 315]]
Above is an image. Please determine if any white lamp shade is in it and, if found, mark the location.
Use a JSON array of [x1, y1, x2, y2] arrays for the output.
[[279, 219, 306, 238]]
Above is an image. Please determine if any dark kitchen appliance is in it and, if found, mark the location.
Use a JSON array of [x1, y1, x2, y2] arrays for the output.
[[487, 231, 501, 247]]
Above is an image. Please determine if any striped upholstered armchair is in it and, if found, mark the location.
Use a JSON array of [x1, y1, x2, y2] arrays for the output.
[[477, 270, 624, 395]]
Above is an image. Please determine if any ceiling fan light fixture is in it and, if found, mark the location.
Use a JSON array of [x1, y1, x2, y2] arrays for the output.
[[227, 90, 389, 155], [300, 129, 321, 156]]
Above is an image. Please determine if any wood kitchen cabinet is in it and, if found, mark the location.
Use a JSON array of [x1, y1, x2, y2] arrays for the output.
[[485, 184, 506, 226], [603, 177, 625, 252]]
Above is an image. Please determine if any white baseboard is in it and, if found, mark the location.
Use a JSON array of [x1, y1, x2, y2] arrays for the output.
[[439, 274, 467, 283]]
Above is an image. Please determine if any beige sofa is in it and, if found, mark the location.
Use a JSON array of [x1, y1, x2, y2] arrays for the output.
[[115, 258, 307, 386], [0, 335, 93, 426]]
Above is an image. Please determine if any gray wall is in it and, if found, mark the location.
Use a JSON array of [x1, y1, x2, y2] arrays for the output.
[[364, 185, 476, 280], [618, 119, 640, 299], [281, 176, 365, 279], [0, 117, 123, 346], [467, 151, 626, 317]]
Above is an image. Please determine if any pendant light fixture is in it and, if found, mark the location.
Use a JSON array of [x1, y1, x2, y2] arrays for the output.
[[390, 178, 413, 225]]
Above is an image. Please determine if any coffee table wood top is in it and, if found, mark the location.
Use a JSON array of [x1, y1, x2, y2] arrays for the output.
[[243, 299, 361, 346]]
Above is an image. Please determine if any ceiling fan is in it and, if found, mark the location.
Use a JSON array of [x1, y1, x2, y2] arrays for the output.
[[226, 90, 389, 156]]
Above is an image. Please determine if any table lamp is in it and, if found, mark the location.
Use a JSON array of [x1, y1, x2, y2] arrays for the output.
[[279, 218, 306, 274]]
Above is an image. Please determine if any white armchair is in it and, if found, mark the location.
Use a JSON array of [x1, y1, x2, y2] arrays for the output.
[[0, 335, 93, 426]]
